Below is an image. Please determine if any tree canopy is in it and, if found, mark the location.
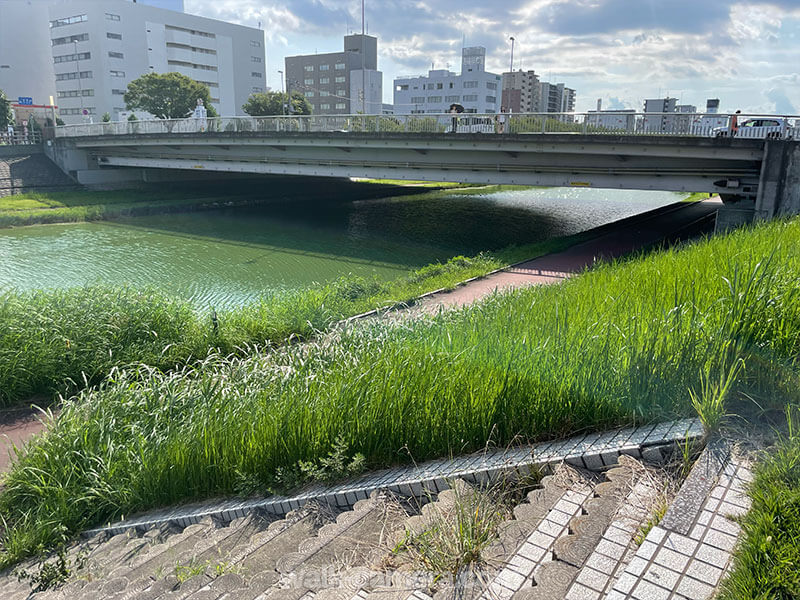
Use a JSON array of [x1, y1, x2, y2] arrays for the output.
[[123, 72, 218, 119], [242, 91, 312, 116], [0, 88, 12, 130]]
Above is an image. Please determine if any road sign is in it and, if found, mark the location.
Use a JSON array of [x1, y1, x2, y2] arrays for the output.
[[22, 120, 28, 126], [17, 97, 33, 106], [82, 109, 89, 115]]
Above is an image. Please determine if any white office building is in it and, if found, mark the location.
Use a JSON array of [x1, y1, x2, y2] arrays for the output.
[[587, 100, 636, 131], [393, 47, 501, 114]]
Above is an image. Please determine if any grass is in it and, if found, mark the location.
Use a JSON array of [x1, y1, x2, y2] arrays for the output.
[[720, 408, 800, 600], [1, 217, 799, 567]]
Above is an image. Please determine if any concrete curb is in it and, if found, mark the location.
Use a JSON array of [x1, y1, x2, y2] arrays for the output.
[[84, 418, 704, 537]]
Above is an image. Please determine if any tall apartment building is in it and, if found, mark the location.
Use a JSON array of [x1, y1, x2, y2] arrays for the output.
[[1, 0, 264, 125], [540, 82, 575, 114], [500, 70, 540, 113], [586, 99, 636, 130], [393, 47, 501, 114], [285, 35, 382, 115]]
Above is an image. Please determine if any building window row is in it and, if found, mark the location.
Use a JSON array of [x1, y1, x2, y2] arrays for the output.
[[463, 81, 478, 88], [319, 77, 329, 84], [167, 60, 217, 72], [487, 82, 497, 90], [252, 86, 263, 93], [105, 13, 120, 21], [110, 70, 126, 77], [410, 96, 425, 103], [108, 51, 124, 59], [396, 84, 408, 91], [335, 63, 345, 70], [486, 96, 496, 103], [54, 52, 90, 64], [427, 96, 442, 103], [304, 91, 314, 98], [107, 32, 122, 40], [445, 95, 459, 102], [320, 103, 331, 110], [52, 33, 88, 46], [55, 70, 92, 81], [57, 89, 93, 98], [197, 81, 219, 88], [319, 64, 329, 71], [60, 107, 95, 115], [251, 56, 261, 63], [463, 94, 477, 101], [336, 102, 346, 109], [250, 40, 261, 47], [304, 78, 313, 85], [50, 14, 87, 28], [165, 24, 215, 38], [304, 65, 314, 72], [111, 89, 125, 95], [165, 42, 216, 55], [335, 76, 345, 83], [320, 91, 329, 97], [251, 71, 262, 78]]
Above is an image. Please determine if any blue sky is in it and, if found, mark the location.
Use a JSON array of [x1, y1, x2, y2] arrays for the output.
[[185, 0, 800, 113]]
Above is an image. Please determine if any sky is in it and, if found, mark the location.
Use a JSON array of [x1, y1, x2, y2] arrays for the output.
[[184, 0, 800, 113]]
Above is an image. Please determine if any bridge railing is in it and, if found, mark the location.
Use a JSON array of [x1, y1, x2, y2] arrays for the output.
[[53, 112, 800, 139], [1, 130, 42, 145]]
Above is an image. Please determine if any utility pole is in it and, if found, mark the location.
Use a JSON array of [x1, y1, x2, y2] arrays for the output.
[[509, 36, 515, 73], [278, 70, 285, 115]]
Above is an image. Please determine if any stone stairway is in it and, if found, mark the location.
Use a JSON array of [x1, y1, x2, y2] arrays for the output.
[[0, 420, 754, 600]]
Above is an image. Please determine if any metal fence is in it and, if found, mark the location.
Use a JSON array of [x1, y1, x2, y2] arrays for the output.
[[53, 113, 800, 140], [1, 131, 43, 145]]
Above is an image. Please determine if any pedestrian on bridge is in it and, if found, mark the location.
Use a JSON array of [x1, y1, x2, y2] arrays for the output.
[[730, 110, 741, 137]]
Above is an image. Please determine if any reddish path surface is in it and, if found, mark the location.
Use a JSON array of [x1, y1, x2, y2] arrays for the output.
[[413, 198, 720, 312], [0, 199, 720, 476]]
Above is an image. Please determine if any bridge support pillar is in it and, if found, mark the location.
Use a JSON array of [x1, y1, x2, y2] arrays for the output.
[[715, 200, 756, 233], [755, 140, 800, 221]]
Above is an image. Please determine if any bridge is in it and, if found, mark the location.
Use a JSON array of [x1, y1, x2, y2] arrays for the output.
[[48, 112, 800, 227]]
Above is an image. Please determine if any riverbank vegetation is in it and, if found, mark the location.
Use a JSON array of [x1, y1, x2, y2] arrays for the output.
[[1, 217, 798, 567]]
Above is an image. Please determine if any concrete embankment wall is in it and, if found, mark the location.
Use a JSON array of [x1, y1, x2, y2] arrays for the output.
[[0, 145, 80, 196]]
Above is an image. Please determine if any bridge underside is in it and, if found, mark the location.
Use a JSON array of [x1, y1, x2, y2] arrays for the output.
[[59, 132, 767, 197]]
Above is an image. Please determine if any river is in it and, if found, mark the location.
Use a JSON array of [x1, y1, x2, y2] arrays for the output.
[[0, 186, 683, 310]]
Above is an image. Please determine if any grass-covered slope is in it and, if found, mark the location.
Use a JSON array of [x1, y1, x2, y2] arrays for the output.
[[2, 218, 800, 567]]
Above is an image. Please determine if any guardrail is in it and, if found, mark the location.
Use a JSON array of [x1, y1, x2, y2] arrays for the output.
[[54, 112, 800, 140], [0, 131, 42, 145]]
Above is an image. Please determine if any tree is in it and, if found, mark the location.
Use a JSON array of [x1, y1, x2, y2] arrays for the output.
[[123, 72, 218, 119], [242, 91, 312, 116], [0, 88, 12, 131]]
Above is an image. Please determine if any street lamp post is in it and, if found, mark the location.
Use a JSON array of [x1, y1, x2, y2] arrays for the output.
[[278, 70, 285, 115], [509, 36, 515, 73]]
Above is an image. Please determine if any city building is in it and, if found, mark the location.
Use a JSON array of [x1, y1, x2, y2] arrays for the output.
[[0, 0, 263, 125], [694, 98, 727, 133], [586, 99, 636, 130], [540, 82, 576, 115], [393, 47, 501, 114], [500, 69, 540, 113], [643, 97, 701, 133], [285, 34, 382, 115]]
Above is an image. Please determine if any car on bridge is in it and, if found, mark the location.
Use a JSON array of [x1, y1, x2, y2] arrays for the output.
[[713, 117, 795, 139]]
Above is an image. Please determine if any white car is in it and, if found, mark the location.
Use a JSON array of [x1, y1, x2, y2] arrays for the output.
[[713, 117, 794, 139]]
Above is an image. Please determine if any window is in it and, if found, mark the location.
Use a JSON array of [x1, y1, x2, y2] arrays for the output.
[[335, 102, 346, 109], [55, 70, 92, 81], [411, 96, 425, 104], [108, 51, 123, 59], [463, 94, 477, 101], [304, 78, 314, 85], [50, 14, 87, 28], [167, 59, 218, 71], [336, 89, 345, 96], [426, 83, 435, 90], [250, 40, 261, 47], [335, 63, 345, 69], [487, 82, 497, 90], [251, 56, 261, 63], [486, 96, 496, 103], [319, 77, 329, 84], [107, 32, 122, 40], [445, 95, 460, 102], [304, 65, 314, 72], [105, 13, 120, 21], [463, 81, 478, 88], [252, 87, 263, 92], [165, 24, 215, 38], [57, 89, 94, 98], [60, 107, 95, 115], [110, 70, 125, 77], [320, 91, 329, 97], [304, 91, 314, 97], [395, 84, 408, 91], [320, 103, 331, 110], [335, 76, 346, 83], [111, 89, 125, 95], [52, 33, 88, 46], [437, 83, 443, 89], [320, 64, 330, 71], [449, 82, 454, 88], [54, 52, 90, 64], [427, 96, 442, 103], [251, 72, 262, 78]]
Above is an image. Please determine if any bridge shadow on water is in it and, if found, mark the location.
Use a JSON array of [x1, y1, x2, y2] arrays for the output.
[[115, 179, 568, 270]]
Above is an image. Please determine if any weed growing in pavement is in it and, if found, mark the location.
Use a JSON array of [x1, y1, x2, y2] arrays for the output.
[[13, 546, 88, 592]]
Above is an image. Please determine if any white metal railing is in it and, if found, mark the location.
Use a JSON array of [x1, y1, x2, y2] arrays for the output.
[[53, 113, 800, 140], [0, 130, 43, 145]]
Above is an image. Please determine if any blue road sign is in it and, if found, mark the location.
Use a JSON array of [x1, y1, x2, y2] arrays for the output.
[[18, 97, 33, 106]]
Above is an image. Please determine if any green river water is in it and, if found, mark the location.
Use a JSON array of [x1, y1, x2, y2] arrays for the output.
[[0, 186, 683, 309]]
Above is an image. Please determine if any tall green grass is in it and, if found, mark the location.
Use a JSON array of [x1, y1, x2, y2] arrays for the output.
[[0, 254, 499, 406], [1, 218, 799, 567]]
